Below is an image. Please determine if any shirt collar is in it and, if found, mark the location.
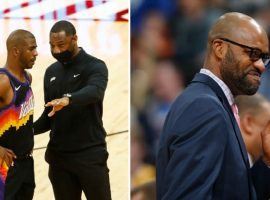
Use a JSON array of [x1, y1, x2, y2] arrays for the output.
[[248, 153, 254, 167], [200, 68, 234, 106], [71, 47, 85, 63]]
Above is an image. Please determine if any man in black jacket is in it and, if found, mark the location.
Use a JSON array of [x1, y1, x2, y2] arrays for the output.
[[34, 20, 111, 200]]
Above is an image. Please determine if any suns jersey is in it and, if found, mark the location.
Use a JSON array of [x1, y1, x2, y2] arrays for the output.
[[0, 68, 34, 183]]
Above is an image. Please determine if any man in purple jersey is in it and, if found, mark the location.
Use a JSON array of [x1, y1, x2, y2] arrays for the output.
[[0, 29, 38, 200]]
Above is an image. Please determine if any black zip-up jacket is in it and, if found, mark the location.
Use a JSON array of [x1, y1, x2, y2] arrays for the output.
[[34, 48, 108, 158]]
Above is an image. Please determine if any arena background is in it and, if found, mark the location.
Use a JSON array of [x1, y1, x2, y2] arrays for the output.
[[0, 0, 129, 199]]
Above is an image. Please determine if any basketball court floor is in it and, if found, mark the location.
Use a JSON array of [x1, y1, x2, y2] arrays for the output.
[[0, 0, 129, 199]]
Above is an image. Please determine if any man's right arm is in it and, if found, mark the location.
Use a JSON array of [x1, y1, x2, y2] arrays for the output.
[[0, 74, 16, 166], [0, 74, 13, 108]]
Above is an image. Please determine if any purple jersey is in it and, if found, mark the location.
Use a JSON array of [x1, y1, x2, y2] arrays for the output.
[[0, 68, 34, 195]]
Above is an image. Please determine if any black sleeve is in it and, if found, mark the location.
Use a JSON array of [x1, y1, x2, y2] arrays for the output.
[[70, 61, 108, 105], [34, 107, 50, 135], [33, 69, 51, 135]]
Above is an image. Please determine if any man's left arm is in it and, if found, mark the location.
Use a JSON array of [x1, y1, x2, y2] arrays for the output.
[[69, 61, 108, 105], [45, 61, 108, 117]]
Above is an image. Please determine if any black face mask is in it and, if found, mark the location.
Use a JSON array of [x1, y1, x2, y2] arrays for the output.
[[52, 50, 73, 64]]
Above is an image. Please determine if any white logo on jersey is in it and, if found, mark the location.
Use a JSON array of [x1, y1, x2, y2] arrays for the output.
[[50, 77, 56, 82], [19, 95, 34, 119], [15, 85, 21, 91]]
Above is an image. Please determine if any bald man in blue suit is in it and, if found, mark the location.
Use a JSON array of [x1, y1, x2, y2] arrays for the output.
[[157, 12, 270, 200]]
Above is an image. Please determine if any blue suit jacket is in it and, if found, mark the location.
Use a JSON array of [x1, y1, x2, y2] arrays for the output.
[[157, 73, 270, 200]]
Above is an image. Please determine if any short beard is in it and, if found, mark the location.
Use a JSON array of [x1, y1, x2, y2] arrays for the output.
[[220, 48, 259, 96]]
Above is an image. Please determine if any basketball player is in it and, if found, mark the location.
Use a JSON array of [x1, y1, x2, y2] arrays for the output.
[[0, 29, 38, 199]]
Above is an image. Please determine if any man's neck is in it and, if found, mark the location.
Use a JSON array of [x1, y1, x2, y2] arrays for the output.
[[71, 46, 81, 59], [5, 63, 25, 82]]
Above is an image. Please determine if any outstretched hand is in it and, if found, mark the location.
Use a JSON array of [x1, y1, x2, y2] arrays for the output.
[[0, 146, 16, 168], [261, 120, 270, 166], [45, 97, 69, 117]]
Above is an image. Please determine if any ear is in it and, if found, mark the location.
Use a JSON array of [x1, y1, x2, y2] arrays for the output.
[[240, 114, 254, 136], [212, 39, 227, 60], [11, 47, 20, 57], [72, 34, 78, 42]]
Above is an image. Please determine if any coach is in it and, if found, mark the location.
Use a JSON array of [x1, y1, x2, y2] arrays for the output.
[[34, 20, 111, 200], [157, 12, 270, 200]]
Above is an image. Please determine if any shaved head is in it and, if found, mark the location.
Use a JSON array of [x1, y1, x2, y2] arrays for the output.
[[5, 29, 37, 70], [6, 29, 35, 51], [208, 12, 268, 48]]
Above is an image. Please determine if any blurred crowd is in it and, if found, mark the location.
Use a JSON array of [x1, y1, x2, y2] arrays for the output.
[[130, 0, 270, 198]]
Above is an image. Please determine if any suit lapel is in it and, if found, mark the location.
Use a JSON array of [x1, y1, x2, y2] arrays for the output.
[[191, 73, 250, 169]]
